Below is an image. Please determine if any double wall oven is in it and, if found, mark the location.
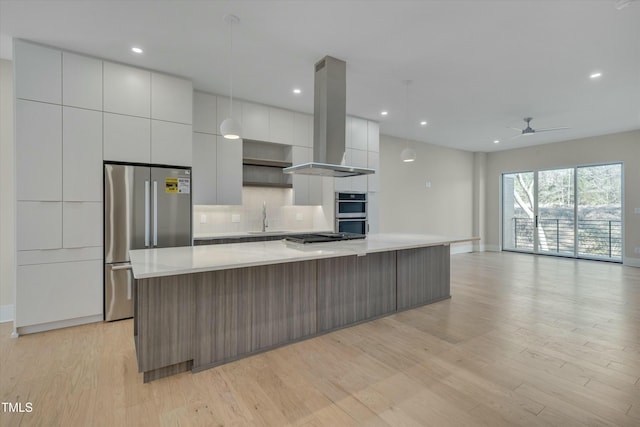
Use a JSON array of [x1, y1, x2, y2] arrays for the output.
[[335, 192, 368, 235]]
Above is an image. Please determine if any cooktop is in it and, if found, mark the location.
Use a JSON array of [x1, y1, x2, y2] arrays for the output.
[[285, 232, 366, 244]]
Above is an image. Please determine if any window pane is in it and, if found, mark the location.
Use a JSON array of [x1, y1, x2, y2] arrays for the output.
[[502, 172, 534, 251]]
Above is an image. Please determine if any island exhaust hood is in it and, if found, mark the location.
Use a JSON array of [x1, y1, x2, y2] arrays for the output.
[[283, 56, 375, 178]]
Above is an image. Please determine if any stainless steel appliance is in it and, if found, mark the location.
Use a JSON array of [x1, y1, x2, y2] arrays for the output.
[[283, 56, 374, 178], [104, 163, 192, 321], [335, 192, 368, 235], [285, 232, 366, 244]]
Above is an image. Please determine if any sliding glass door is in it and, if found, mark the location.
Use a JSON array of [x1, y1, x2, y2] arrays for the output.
[[502, 163, 622, 262], [537, 168, 575, 256]]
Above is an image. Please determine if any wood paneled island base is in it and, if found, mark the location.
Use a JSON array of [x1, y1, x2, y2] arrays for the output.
[[134, 242, 455, 382]]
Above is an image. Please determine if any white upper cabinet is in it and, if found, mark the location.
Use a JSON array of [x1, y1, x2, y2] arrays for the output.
[[103, 113, 151, 163], [14, 40, 61, 104], [367, 151, 380, 193], [17, 202, 62, 250], [63, 202, 102, 248], [193, 91, 217, 134], [291, 146, 322, 206], [151, 72, 192, 124], [216, 96, 242, 136], [216, 136, 242, 205], [63, 107, 102, 201], [151, 120, 192, 166], [16, 100, 62, 201], [351, 117, 368, 151], [293, 112, 313, 148], [103, 62, 150, 118], [192, 133, 217, 205], [367, 121, 380, 152], [241, 102, 269, 141], [351, 149, 368, 192], [269, 108, 294, 145], [62, 52, 102, 110]]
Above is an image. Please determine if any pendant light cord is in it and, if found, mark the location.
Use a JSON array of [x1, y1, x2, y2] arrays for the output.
[[229, 17, 234, 118]]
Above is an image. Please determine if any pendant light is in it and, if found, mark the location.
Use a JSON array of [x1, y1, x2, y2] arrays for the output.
[[400, 80, 417, 163], [220, 14, 242, 139]]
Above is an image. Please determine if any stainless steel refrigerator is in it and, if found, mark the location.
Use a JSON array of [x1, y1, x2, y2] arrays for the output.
[[104, 163, 192, 321]]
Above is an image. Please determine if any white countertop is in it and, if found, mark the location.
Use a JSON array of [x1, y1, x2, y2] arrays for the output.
[[130, 233, 479, 279]]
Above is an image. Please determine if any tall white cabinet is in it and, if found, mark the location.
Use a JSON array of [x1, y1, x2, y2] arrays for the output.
[[192, 91, 243, 205], [13, 40, 193, 333]]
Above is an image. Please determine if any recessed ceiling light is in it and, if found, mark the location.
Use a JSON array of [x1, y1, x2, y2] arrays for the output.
[[131, 47, 143, 54], [293, 88, 301, 94], [590, 72, 602, 79], [494, 140, 500, 144], [420, 121, 427, 126], [381, 111, 388, 116]]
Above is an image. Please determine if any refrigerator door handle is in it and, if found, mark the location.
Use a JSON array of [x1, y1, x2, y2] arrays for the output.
[[153, 181, 158, 246], [144, 180, 150, 247], [111, 263, 132, 271]]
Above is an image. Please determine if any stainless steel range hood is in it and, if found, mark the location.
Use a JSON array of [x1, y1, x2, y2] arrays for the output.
[[283, 56, 375, 178]]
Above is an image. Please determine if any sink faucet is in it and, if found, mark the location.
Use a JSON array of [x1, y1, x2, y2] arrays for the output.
[[262, 201, 268, 232]]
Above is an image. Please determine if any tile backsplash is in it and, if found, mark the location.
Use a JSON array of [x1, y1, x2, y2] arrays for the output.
[[194, 187, 330, 235]]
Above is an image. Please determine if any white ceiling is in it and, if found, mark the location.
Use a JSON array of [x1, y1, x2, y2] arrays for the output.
[[1, 0, 639, 152]]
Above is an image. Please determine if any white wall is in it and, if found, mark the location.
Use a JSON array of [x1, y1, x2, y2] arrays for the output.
[[0, 58, 15, 322], [485, 130, 640, 265], [379, 134, 475, 241]]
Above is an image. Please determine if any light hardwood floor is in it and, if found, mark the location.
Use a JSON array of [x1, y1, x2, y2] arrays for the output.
[[1, 252, 639, 426]]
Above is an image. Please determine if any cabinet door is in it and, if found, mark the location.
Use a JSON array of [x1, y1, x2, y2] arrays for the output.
[[14, 40, 61, 104], [192, 133, 217, 205], [16, 100, 62, 201], [269, 107, 294, 145], [151, 120, 192, 166], [17, 202, 62, 250], [241, 102, 269, 141], [63, 107, 102, 201], [293, 113, 312, 147], [351, 149, 368, 192], [63, 202, 102, 248], [103, 62, 150, 118], [16, 260, 102, 327], [62, 52, 102, 110], [151, 72, 192, 124], [103, 113, 150, 163], [367, 151, 380, 193], [292, 146, 310, 206], [216, 136, 242, 205], [367, 121, 380, 152], [193, 91, 217, 134], [351, 117, 368, 151]]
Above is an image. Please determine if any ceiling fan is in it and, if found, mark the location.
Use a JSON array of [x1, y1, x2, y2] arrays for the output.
[[509, 117, 570, 139]]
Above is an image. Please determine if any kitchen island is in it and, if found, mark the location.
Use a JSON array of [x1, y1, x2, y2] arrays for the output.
[[129, 234, 477, 382]]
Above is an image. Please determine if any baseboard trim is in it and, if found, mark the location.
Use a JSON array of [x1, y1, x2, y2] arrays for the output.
[[623, 257, 640, 268], [451, 243, 473, 254], [483, 244, 501, 252], [16, 314, 102, 335], [0, 304, 14, 323]]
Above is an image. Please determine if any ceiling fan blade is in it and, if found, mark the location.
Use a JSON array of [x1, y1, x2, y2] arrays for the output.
[[507, 127, 523, 131], [535, 126, 570, 133], [510, 133, 523, 139]]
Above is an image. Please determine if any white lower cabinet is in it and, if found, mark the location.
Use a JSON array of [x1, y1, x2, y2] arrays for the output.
[[17, 201, 62, 250], [192, 132, 217, 205], [151, 120, 192, 166], [63, 202, 102, 248], [16, 260, 102, 327], [103, 113, 150, 163]]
